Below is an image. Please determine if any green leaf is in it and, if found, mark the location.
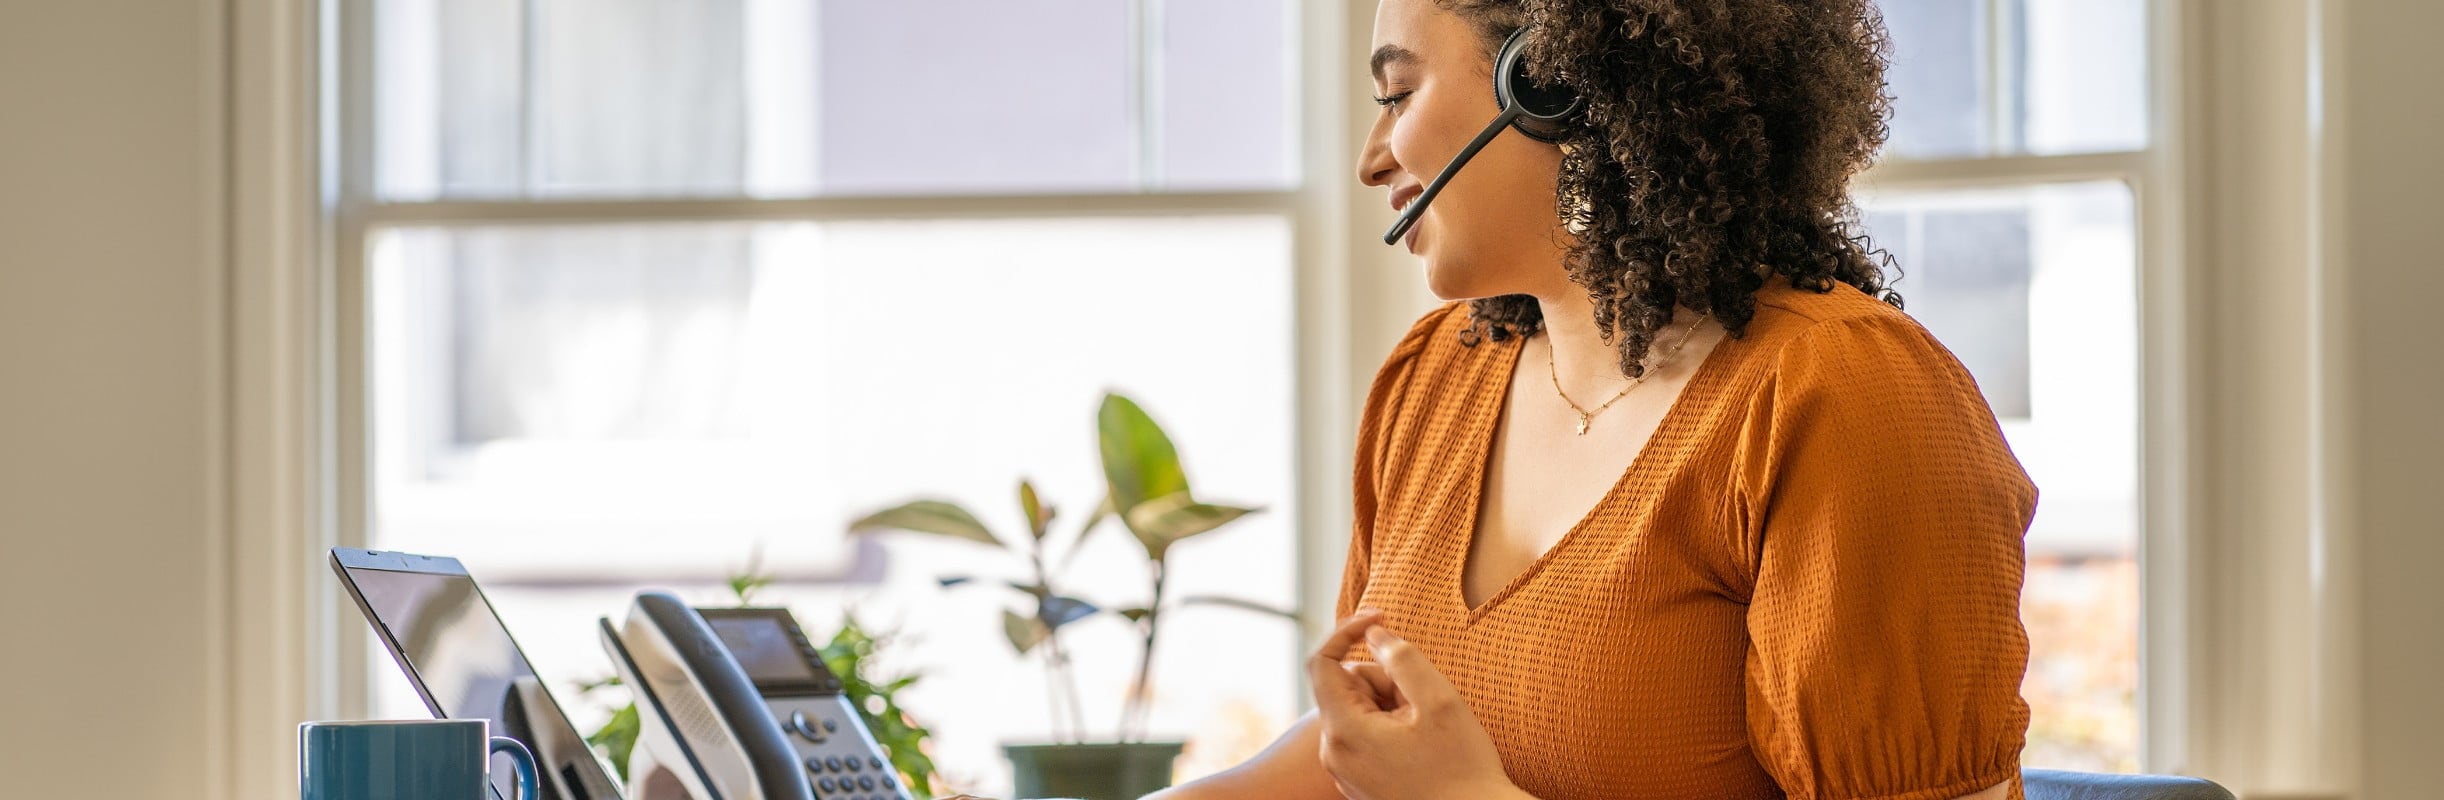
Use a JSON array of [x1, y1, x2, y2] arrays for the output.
[[727, 572, 773, 606], [1003, 609, 1048, 655], [583, 702, 639, 779], [1097, 393, 1188, 514], [849, 500, 1004, 549], [1019, 479, 1056, 541], [1180, 594, 1302, 622], [725, 544, 773, 606], [1122, 491, 1261, 561], [574, 674, 624, 693], [819, 612, 940, 797]]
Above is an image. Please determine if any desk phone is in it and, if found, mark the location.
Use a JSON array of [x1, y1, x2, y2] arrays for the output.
[[602, 591, 911, 800]]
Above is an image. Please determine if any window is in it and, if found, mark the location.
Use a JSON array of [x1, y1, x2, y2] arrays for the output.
[[345, 1, 1305, 795], [341, 0, 2161, 793], [1866, 0, 2152, 772]]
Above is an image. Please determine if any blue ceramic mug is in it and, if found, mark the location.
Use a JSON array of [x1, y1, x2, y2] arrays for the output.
[[300, 719, 538, 800]]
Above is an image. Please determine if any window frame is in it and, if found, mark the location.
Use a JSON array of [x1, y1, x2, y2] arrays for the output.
[[321, 0, 1362, 733], [292, 0, 2204, 781]]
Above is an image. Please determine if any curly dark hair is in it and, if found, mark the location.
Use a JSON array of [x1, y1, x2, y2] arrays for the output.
[[1437, 0, 1903, 377]]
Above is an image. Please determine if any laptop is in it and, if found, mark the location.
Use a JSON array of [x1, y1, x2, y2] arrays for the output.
[[331, 547, 629, 800]]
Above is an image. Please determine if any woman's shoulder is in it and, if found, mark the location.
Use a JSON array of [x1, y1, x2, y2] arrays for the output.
[[1724, 275, 2032, 493], [1740, 275, 1918, 351], [1716, 275, 2025, 479], [1724, 276, 1977, 394], [1719, 276, 2037, 573]]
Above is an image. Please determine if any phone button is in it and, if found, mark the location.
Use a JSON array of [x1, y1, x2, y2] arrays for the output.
[[788, 710, 826, 743]]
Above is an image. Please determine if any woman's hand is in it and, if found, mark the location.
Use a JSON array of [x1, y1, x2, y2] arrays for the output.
[[1306, 609, 1523, 800]]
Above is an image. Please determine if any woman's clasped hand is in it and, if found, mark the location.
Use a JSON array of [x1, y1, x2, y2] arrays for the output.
[[1305, 608, 1523, 800]]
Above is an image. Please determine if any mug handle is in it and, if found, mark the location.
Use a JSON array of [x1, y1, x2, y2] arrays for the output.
[[486, 736, 540, 800]]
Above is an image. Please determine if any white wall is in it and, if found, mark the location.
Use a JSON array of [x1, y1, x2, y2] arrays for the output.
[[2332, 1, 2444, 798], [0, 1, 228, 797], [2180, 2, 2444, 796]]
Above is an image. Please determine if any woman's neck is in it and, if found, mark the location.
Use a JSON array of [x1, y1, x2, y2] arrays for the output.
[[1529, 287, 1706, 391], [1533, 288, 1625, 386]]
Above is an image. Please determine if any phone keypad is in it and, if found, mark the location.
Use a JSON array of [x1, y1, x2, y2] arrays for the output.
[[772, 696, 910, 800]]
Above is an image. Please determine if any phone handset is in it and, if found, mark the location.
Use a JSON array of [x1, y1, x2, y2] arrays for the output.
[[600, 591, 815, 800]]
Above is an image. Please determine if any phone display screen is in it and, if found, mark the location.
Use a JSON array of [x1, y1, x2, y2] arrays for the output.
[[344, 566, 617, 800], [704, 613, 825, 686]]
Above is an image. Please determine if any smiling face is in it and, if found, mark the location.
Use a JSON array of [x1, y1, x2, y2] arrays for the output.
[[1357, 0, 1573, 301]]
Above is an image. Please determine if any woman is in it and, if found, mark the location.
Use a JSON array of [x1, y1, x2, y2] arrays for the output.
[[1151, 0, 2035, 799]]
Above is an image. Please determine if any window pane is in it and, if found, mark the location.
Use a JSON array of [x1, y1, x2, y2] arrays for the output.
[[532, 0, 748, 195], [368, 215, 1300, 796], [371, 0, 1300, 199], [1156, 0, 1296, 190], [2021, 0, 2148, 155], [1859, 180, 2140, 771], [1880, 0, 1987, 159], [373, 0, 525, 198], [1879, 0, 2148, 159], [814, 1, 1136, 195]]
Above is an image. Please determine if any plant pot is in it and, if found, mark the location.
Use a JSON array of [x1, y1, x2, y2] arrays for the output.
[[1003, 741, 1184, 800]]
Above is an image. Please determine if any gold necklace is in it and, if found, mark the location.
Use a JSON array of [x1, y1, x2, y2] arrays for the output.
[[1544, 312, 1710, 435]]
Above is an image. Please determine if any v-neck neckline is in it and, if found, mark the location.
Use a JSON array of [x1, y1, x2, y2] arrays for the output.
[[1451, 319, 1744, 624]]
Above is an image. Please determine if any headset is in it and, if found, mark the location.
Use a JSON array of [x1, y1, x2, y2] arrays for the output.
[[1382, 26, 1586, 246]]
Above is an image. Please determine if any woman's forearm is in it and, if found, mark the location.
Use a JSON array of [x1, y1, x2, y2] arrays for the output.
[[1140, 711, 1343, 800], [1415, 774, 2013, 800]]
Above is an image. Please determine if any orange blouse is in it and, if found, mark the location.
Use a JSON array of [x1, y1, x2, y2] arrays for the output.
[[1335, 276, 2037, 800]]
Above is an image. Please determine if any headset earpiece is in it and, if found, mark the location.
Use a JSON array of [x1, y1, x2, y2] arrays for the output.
[[1493, 27, 1583, 138]]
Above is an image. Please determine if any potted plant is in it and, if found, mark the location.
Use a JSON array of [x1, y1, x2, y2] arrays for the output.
[[850, 391, 1283, 800]]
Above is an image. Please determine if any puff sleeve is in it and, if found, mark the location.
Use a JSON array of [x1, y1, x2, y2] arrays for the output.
[[1733, 313, 2038, 800]]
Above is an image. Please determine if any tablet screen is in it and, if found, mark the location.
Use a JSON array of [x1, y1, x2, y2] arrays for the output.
[[344, 564, 621, 800]]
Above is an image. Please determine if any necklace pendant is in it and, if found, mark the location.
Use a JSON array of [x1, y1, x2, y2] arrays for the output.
[[1575, 414, 1591, 436]]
